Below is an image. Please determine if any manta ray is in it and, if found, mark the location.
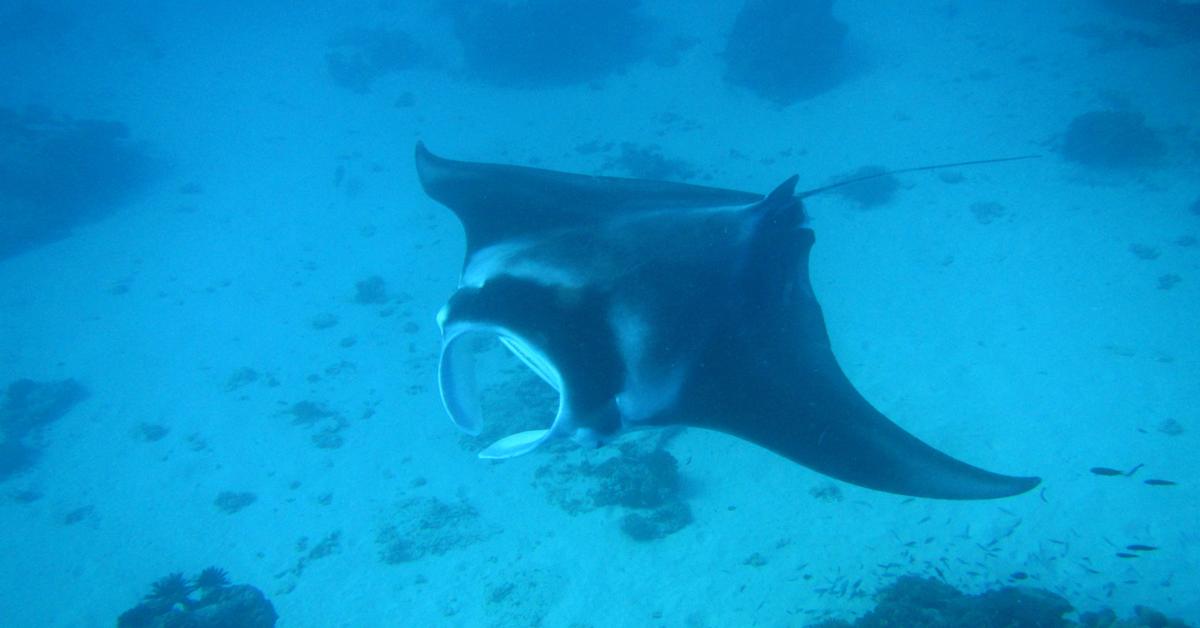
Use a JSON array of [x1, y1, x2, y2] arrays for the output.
[[415, 143, 1040, 500]]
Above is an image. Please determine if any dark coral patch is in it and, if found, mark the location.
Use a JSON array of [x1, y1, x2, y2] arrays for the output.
[[829, 165, 901, 209], [0, 107, 157, 259], [444, 0, 652, 87], [1061, 110, 1165, 169], [723, 0, 848, 104], [326, 28, 423, 94], [1, 378, 87, 481]]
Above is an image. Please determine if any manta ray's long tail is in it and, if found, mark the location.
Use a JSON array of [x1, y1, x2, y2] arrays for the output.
[[796, 154, 1040, 200]]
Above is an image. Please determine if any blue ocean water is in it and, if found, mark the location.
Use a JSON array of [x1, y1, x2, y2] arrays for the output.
[[1, 0, 1197, 626]]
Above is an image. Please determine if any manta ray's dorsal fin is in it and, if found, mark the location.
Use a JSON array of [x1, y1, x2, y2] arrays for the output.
[[796, 154, 1041, 200]]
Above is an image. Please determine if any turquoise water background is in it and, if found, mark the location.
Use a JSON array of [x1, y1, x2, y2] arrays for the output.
[[1, 1, 1197, 625]]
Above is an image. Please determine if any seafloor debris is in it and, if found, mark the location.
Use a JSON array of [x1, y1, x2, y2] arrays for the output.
[[280, 400, 351, 449], [829, 166, 902, 209], [806, 575, 1192, 628], [723, 0, 848, 104], [310, 312, 339, 330], [375, 496, 498, 564], [275, 531, 342, 589], [1157, 274, 1181, 290], [1129, 243, 1161, 260], [325, 27, 423, 93], [619, 500, 693, 541], [1156, 419, 1185, 436], [214, 491, 257, 514], [443, 0, 651, 87], [970, 201, 1008, 224], [354, 275, 389, 305], [117, 568, 277, 628], [600, 143, 699, 181], [1060, 110, 1165, 169], [0, 106, 157, 259], [537, 440, 694, 542], [0, 378, 88, 481]]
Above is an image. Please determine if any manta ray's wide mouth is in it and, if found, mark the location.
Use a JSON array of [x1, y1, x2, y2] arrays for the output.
[[437, 324, 565, 458]]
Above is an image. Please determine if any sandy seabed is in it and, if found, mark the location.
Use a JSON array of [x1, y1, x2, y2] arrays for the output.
[[0, 1, 1197, 626]]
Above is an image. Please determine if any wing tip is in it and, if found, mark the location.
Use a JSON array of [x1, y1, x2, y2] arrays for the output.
[[414, 141, 434, 168], [945, 473, 1041, 501]]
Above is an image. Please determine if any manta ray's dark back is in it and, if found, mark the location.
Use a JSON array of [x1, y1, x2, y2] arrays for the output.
[[415, 142, 1041, 500]]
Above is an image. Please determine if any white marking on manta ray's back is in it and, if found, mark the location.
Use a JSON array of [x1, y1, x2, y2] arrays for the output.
[[462, 236, 585, 289]]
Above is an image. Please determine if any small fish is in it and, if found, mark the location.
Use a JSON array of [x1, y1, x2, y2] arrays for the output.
[[1010, 571, 1028, 580], [1127, 544, 1157, 552], [1090, 467, 1124, 476], [1116, 552, 1139, 559], [1144, 479, 1177, 486]]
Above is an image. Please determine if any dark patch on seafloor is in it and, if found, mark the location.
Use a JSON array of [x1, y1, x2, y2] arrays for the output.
[[1, 106, 157, 260], [354, 275, 389, 304], [280, 400, 351, 450], [723, 0, 849, 105], [273, 531, 342, 594], [537, 438, 693, 542], [827, 165, 901, 209], [375, 496, 498, 564], [117, 568, 277, 628], [1157, 273, 1181, 290], [0, 378, 87, 481], [807, 574, 1192, 628], [214, 490, 257, 514], [133, 422, 170, 443], [1099, 0, 1200, 41], [1060, 110, 1165, 169], [325, 28, 423, 94], [599, 142, 699, 181], [442, 0, 652, 87], [970, 201, 1008, 225]]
